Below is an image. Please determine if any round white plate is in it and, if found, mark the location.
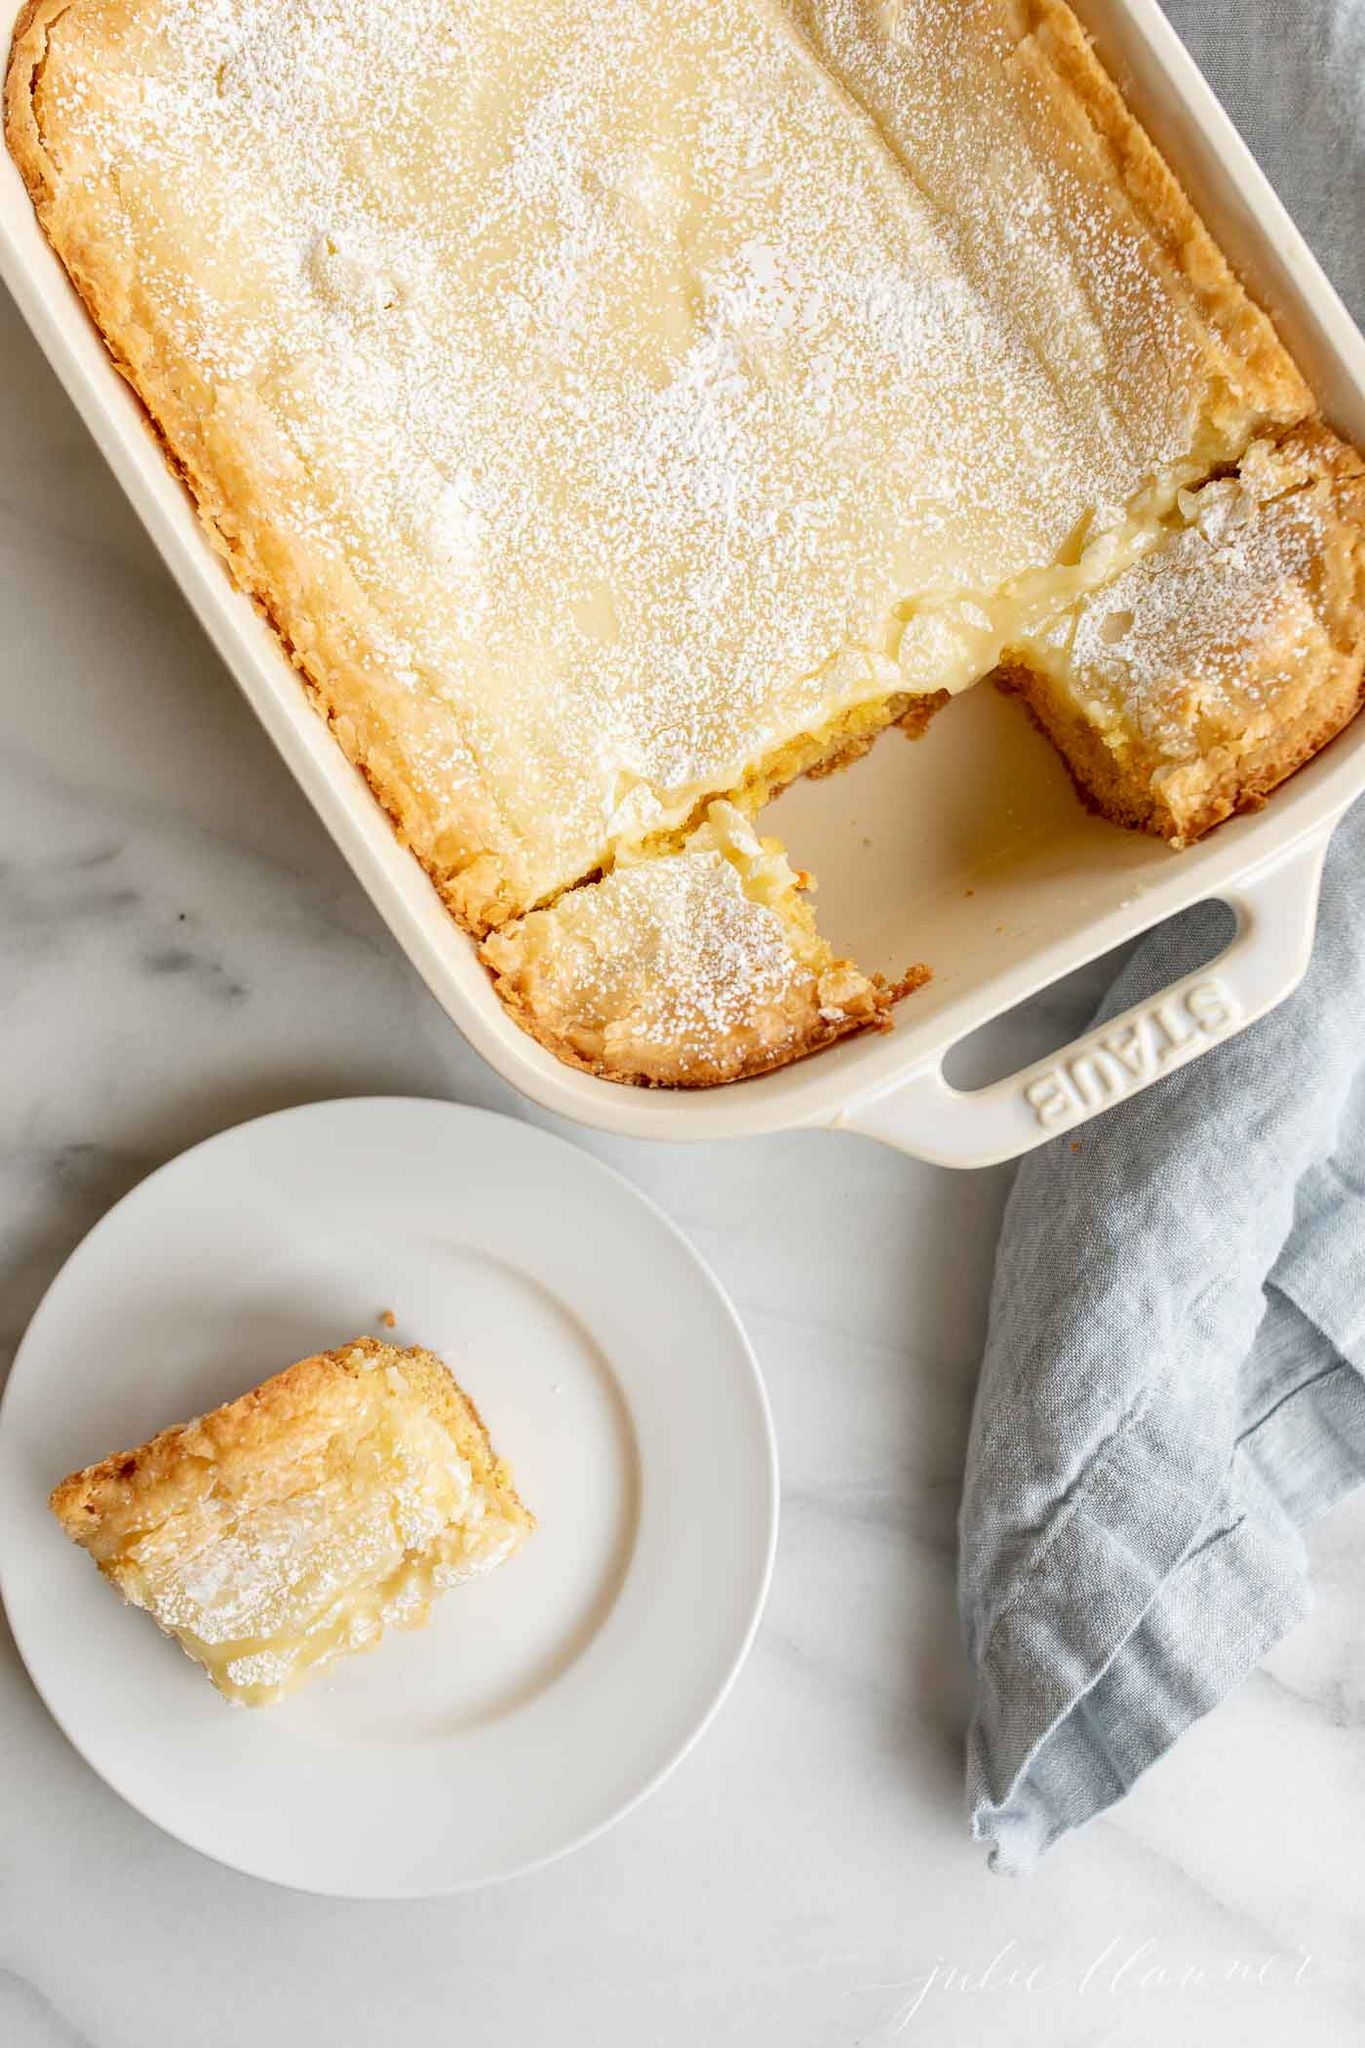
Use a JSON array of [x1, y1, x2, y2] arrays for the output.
[[0, 1098, 777, 1896]]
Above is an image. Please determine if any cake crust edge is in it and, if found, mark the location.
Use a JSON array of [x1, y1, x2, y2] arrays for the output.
[[998, 422, 1365, 846], [49, 1337, 535, 1552]]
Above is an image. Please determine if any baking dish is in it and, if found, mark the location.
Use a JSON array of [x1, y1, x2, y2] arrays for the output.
[[4, 0, 1365, 1166]]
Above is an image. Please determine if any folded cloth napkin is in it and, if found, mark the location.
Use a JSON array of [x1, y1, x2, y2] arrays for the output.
[[959, 0, 1365, 1879], [961, 813, 1365, 1870]]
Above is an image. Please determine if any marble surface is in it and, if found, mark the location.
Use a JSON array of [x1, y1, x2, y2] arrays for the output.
[[4, 26, 1365, 2048]]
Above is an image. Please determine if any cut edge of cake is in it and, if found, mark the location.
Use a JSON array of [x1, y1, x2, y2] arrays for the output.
[[481, 801, 926, 1087], [998, 422, 1365, 846]]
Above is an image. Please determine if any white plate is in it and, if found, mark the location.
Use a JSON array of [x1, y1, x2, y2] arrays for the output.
[[0, 1098, 777, 1896]]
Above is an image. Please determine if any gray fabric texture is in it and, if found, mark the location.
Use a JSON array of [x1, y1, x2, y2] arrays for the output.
[[961, 0, 1365, 1873]]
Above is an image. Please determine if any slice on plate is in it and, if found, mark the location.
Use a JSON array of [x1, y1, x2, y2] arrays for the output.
[[1001, 424, 1365, 845], [481, 802, 924, 1087], [49, 1337, 533, 1706]]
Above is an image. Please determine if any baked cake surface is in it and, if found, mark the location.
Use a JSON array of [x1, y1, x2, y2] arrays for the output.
[[7, 0, 1364, 1086], [482, 802, 920, 1085], [1005, 424, 1365, 843], [49, 1338, 534, 1705]]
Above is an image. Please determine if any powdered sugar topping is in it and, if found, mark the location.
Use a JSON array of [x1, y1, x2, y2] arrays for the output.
[[36, 0, 1262, 913]]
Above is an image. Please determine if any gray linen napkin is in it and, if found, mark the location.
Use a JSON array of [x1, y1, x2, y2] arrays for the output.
[[960, 0, 1365, 1872]]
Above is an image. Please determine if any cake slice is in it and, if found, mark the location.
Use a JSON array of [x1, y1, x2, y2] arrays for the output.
[[1002, 424, 1365, 845], [481, 802, 920, 1086], [49, 1338, 533, 1706]]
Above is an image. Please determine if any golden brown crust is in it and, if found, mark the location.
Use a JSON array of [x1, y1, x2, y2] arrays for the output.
[[999, 659, 1365, 844], [487, 950, 915, 1089], [1000, 423, 1365, 844], [1014, 0, 1310, 431], [478, 807, 923, 1087], [7, 0, 523, 934], [51, 1337, 534, 1555], [3, 1, 50, 194]]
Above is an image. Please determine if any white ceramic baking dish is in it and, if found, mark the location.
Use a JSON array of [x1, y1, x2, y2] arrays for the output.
[[4, 0, 1365, 1166]]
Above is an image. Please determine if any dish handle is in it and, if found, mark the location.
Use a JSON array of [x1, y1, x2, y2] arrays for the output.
[[835, 829, 1333, 1169]]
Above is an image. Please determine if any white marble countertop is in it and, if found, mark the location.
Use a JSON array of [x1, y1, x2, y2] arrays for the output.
[[4, 29, 1365, 2041]]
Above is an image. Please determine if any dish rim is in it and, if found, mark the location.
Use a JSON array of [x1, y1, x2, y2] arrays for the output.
[[3, 0, 1364, 1157]]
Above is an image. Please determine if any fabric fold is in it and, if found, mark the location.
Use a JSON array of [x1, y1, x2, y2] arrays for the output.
[[962, 796, 1365, 1871]]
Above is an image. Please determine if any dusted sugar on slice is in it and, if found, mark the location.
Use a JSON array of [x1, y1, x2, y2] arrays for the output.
[[49, 1338, 533, 1706], [481, 802, 922, 1086], [1002, 425, 1365, 845]]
